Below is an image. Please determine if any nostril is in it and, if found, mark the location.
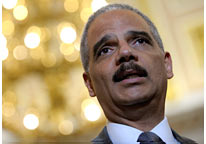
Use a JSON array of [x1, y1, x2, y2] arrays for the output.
[[119, 56, 127, 64], [118, 55, 136, 64], [129, 55, 136, 61]]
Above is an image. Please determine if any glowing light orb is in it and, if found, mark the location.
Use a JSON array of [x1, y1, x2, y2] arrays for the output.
[[60, 27, 77, 44], [80, 8, 93, 23], [13, 5, 28, 21], [1, 48, 9, 61], [64, 50, 79, 62], [41, 53, 56, 67], [60, 43, 74, 55], [24, 32, 40, 49], [13, 45, 28, 60], [58, 120, 74, 135], [23, 114, 39, 130], [83, 102, 101, 122], [91, 0, 108, 12], [64, 0, 79, 13], [2, 0, 18, 9]]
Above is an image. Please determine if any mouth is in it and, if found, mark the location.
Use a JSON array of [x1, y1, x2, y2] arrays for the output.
[[113, 69, 147, 83], [112, 61, 148, 83]]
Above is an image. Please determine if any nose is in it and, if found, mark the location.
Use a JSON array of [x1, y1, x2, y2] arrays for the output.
[[115, 42, 138, 65]]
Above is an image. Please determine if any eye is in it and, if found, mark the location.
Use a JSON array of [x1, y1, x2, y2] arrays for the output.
[[99, 47, 113, 56], [131, 38, 149, 46]]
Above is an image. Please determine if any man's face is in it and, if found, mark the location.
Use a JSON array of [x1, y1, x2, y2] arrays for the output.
[[83, 9, 173, 120]]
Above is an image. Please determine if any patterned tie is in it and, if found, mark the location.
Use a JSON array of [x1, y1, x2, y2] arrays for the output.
[[137, 132, 166, 144]]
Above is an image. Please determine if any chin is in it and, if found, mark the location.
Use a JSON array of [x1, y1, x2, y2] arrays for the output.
[[114, 93, 153, 106]]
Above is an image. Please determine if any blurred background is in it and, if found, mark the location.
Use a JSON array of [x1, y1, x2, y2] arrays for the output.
[[2, 0, 203, 143]]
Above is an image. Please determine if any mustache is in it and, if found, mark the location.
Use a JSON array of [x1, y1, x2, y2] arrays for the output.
[[112, 61, 148, 82]]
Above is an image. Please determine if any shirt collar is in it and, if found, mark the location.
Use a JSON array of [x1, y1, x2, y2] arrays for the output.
[[107, 117, 178, 144]]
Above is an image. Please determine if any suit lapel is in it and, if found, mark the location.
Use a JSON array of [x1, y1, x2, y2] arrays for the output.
[[172, 129, 198, 144], [92, 127, 113, 144]]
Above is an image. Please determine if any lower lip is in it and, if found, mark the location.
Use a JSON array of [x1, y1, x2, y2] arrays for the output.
[[120, 77, 146, 85]]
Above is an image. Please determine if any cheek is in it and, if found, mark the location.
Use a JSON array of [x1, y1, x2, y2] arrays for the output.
[[90, 61, 115, 91], [143, 54, 166, 79], [95, 57, 116, 75], [90, 64, 111, 85]]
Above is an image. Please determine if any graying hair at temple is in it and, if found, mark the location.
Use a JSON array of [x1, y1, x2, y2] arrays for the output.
[[80, 3, 164, 72]]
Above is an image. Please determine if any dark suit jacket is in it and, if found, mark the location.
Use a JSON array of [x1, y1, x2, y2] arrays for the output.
[[92, 127, 198, 144]]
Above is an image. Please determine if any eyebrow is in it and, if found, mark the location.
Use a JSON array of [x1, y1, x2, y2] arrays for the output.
[[124, 31, 153, 42], [93, 34, 112, 58]]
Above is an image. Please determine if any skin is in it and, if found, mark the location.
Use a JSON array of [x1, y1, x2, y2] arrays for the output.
[[83, 9, 173, 131]]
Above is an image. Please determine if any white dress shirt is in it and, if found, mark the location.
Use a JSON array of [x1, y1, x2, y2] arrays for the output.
[[107, 117, 180, 144]]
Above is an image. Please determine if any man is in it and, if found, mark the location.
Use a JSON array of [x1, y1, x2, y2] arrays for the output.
[[80, 3, 197, 144]]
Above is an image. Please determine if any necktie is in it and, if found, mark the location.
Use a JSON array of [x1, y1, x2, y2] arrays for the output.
[[137, 132, 166, 144]]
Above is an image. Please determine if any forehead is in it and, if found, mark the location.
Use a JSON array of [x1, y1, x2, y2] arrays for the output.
[[87, 9, 150, 46]]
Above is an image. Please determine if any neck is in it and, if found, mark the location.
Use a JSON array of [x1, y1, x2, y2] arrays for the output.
[[116, 109, 165, 131]]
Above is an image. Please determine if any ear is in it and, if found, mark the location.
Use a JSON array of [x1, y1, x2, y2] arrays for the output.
[[83, 72, 96, 97], [164, 52, 173, 79]]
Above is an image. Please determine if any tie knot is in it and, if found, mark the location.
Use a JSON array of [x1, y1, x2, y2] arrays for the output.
[[137, 132, 166, 144]]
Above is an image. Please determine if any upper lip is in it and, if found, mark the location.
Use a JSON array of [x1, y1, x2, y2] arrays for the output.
[[112, 61, 148, 83], [115, 69, 147, 82]]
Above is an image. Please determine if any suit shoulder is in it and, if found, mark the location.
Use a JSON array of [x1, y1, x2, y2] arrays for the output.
[[172, 130, 198, 144], [92, 127, 113, 144]]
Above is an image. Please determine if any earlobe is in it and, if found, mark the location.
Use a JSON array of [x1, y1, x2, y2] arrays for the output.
[[83, 72, 96, 97], [164, 52, 174, 79]]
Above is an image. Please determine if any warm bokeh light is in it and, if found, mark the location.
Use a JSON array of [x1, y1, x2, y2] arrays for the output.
[[25, 108, 40, 118], [41, 53, 56, 67], [1, 48, 9, 61], [84, 104, 101, 122], [3, 91, 17, 103], [27, 26, 42, 36], [80, 8, 93, 23], [24, 32, 41, 49], [64, 0, 79, 13], [58, 120, 74, 135], [13, 5, 28, 21], [0, 34, 9, 60], [82, 99, 101, 122], [60, 43, 75, 55], [30, 47, 44, 60], [74, 42, 80, 51], [64, 50, 79, 62], [81, 99, 94, 110], [2, 20, 15, 36], [2, 0, 18, 9], [13, 45, 28, 60], [23, 114, 39, 130], [40, 27, 51, 42], [60, 26, 77, 44], [2, 102, 16, 117], [91, 0, 108, 12], [18, 0, 26, 5]]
